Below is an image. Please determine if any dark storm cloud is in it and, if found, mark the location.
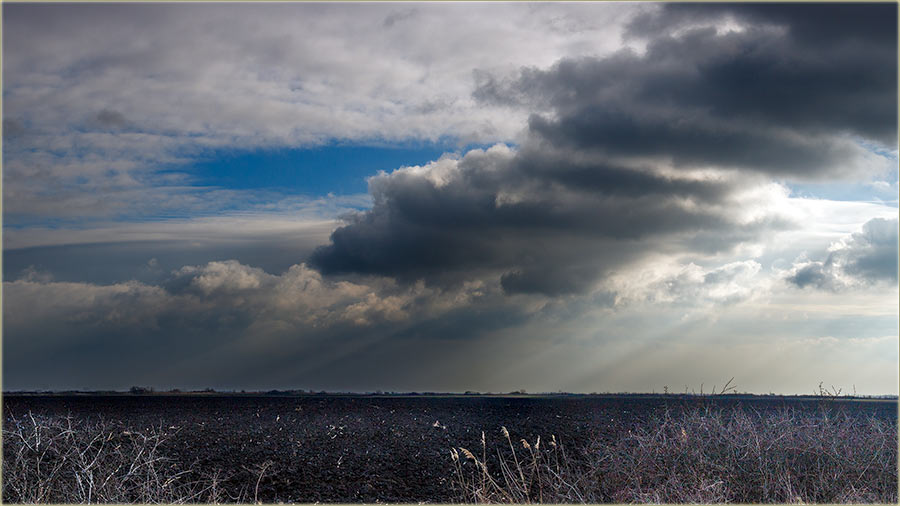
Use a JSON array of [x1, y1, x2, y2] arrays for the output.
[[628, 2, 898, 147], [310, 144, 783, 295], [526, 107, 861, 177], [786, 217, 899, 291], [308, 3, 900, 295], [478, 4, 896, 172], [514, 147, 734, 203], [627, 3, 897, 51]]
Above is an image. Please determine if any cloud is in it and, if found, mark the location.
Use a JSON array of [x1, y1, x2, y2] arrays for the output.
[[175, 260, 269, 295], [476, 4, 896, 178], [843, 218, 899, 282], [3, 3, 897, 395], [382, 8, 416, 28], [626, 4, 897, 56], [639, 260, 764, 307], [1, 3, 639, 223], [1, 195, 375, 286], [309, 4, 895, 296], [3, 118, 27, 138], [93, 109, 128, 130], [309, 143, 797, 296], [627, 3, 898, 148], [4, 251, 896, 392], [3, 278, 170, 339], [3, 258, 539, 390], [785, 217, 899, 291], [3, 259, 501, 340], [786, 261, 836, 291]]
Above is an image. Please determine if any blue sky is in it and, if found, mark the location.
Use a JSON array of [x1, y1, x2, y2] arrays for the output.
[[787, 178, 898, 205], [186, 143, 478, 196], [2, 2, 897, 394]]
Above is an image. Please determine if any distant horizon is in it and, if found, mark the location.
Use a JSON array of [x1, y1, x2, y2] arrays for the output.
[[4, 386, 898, 399]]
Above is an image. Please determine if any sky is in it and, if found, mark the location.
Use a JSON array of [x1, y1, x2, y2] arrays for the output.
[[2, 2, 898, 395]]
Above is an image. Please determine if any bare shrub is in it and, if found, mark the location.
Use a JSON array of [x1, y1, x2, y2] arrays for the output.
[[600, 405, 897, 503], [451, 405, 898, 503], [2, 412, 235, 503]]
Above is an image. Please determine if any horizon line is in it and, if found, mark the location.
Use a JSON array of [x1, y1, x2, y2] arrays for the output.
[[4, 389, 898, 399]]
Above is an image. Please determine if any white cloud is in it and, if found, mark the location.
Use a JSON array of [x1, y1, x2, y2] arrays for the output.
[[784, 217, 899, 290], [178, 260, 268, 294], [3, 3, 645, 220], [4, 259, 494, 339]]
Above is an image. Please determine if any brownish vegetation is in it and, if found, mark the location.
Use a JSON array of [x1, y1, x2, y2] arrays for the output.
[[451, 404, 898, 503]]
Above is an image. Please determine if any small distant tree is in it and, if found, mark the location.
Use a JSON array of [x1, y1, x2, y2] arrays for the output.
[[129, 386, 152, 394]]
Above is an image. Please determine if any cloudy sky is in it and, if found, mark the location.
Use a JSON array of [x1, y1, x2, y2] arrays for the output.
[[3, 3, 898, 394]]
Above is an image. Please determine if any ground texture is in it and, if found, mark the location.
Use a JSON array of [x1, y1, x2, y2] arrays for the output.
[[3, 394, 897, 503]]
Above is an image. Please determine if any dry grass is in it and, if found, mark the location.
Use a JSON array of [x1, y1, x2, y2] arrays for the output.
[[451, 404, 898, 503], [452, 428, 593, 503], [3, 400, 895, 504], [2, 412, 242, 503]]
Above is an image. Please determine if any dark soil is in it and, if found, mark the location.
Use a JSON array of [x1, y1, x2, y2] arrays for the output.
[[4, 394, 896, 503]]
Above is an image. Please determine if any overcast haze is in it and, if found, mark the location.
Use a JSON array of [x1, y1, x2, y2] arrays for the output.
[[3, 2, 898, 395]]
